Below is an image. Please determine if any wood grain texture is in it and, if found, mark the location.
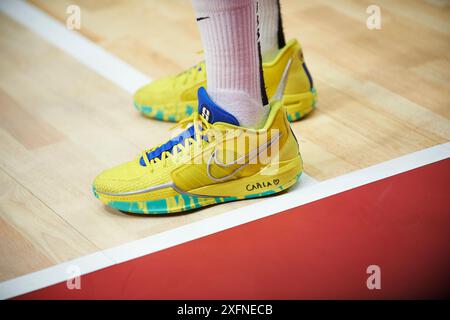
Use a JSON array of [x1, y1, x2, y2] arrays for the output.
[[0, 169, 97, 281], [0, 0, 449, 280], [28, 0, 450, 179], [0, 13, 264, 281]]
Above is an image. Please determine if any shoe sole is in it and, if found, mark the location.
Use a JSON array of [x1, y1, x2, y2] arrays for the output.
[[134, 87, 317, 123], [133, 101, 196, 122], [93, 157, 302, 215], [284, 87, 317, 121]]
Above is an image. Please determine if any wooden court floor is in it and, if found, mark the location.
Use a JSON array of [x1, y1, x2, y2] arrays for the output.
[[0, 0, 449, 282]]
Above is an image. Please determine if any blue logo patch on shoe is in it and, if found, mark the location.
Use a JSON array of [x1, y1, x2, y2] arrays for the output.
[[197, 87, 239, 126]]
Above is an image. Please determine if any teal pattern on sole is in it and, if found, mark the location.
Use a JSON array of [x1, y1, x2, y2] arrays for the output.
[[134, 102, 197, 122], [185, 105, 194, 116], [99, 173, 302, 215], [287, 112, 301, 122], [155, 110, 164, 120], [311, 87, 317, 108], [135, 102, 153, 115]]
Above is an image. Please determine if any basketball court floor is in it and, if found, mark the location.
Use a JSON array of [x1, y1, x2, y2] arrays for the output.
[[0, 0, 449, 299]]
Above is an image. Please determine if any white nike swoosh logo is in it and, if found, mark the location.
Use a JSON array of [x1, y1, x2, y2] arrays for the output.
[[96, 133, 282, 197], [206, 132, 282, 182], [270, 57, 293, 102]]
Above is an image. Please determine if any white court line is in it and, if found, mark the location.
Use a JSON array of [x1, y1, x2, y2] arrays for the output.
[[0, 0, 318, 185], [0, 143, 448, 299], [0, 252, 114, 300], [0, 0, 150, 93], [0, 0, 449, 299]]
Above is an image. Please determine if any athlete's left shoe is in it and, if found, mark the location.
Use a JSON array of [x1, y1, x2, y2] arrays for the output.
[[93, 87, 303, 214], [134, 39, 317, 123]]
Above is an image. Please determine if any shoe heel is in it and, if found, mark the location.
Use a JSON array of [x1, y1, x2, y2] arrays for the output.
[[283, 87, 317, 122]]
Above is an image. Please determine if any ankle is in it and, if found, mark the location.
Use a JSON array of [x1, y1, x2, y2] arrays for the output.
[[210, 89, 269, 129]]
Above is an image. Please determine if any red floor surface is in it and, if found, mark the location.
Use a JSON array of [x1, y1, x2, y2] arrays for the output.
[[18, 159, 450, 299]]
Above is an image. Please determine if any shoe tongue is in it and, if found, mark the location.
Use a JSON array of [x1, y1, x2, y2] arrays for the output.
[[197, 87, 239, 126]]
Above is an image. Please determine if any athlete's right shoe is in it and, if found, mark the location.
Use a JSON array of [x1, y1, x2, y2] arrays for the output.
[[94, 87, 303, 214], [134, 39, 317, 123]]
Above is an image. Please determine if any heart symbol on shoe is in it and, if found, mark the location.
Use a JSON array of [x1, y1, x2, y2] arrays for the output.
[[273, 179, 280, 185]]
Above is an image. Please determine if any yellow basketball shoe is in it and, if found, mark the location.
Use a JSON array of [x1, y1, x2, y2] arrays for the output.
[[134, 39, 317, 123], [94, 87, 303, 214]]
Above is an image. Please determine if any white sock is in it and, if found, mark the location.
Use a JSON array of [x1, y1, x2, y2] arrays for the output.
[[192, 0, 269, 128], [258, 0, 286, 61]]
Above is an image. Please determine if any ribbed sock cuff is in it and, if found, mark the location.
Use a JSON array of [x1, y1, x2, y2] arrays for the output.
[[192, 0, 252, 15]]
